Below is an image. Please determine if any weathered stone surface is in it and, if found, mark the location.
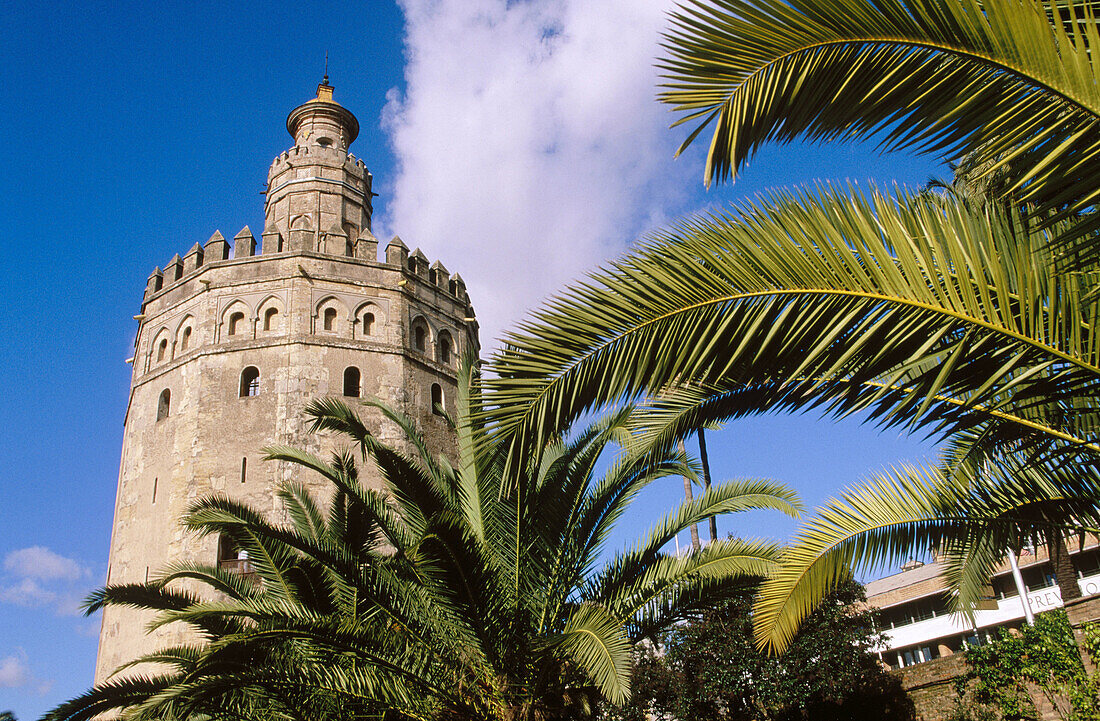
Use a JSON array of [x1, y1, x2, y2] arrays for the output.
[[95, 84, 478, 682]]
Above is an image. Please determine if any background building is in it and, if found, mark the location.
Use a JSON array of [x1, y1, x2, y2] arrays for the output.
[[867, 541, 1100, 669], [95, 81, 479, 681]]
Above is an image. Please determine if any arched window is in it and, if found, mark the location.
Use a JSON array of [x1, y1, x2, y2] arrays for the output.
[[414, 325, 427, 352], [438, 330, 453, 365], [239, 366, 260, 397], [343, 367, 361, 397], [323, 307, 337, 331], [157, 389, 170, 421], [431, 383, 443, 415], [228, 312, 245, 336], [362, 312, 375, 336], [179, 327, 192, 352], [263, 307, 279, 331], [157, 338, 168, 362]]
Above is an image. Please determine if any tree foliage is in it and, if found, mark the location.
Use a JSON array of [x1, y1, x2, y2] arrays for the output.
[[954, 610, 1100, 721], [604, 579, 914, 721], [659, 0, 1100, 260], [48, 362, 799, 721], [480, 0, 1100, 655]]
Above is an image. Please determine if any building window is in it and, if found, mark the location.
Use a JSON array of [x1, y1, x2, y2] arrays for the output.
[[1076, 548, 1100, 578], [323, 307, 337, 331], [156, 389, 170, 421], [263, 307, 279, 331], [414, 325, 427, 352], [151, 477, 158, 504], [157, 338, 168, 362], [240, 457, 247, 484], [431, 383, 443, 415], [217, 534, 251, 574], [239, 366, 260, 397], [438, 330, 453, 365], [363, 312, 375, 336], [343, 367, 361, 397], [228, 311, 245, 336], [1021, 563, 1057, 592], [180, 327, 192, 352]]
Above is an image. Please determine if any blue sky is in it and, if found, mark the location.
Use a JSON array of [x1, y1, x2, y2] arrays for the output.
[[0, 1, 944, 717]]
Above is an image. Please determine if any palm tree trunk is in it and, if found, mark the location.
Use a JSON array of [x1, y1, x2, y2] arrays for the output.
[[698, 428, 717, 543], [679, 440, 701, 552], [1046, 527, 1082, 603]]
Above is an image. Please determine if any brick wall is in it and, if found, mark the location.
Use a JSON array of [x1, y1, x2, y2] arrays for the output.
[[893, 598, 1100, 720], [896, 655, 968, 721]]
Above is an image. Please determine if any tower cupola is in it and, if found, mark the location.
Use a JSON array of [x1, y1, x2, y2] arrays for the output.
[[263, 80, 374, 255], [286, 79, 359, 150]]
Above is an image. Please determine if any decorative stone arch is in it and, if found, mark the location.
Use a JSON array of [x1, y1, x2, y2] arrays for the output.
[[220, 300, 254, 341], [409, 314, 432, 354], [354, 301, 385, 340], [290, 214, 312, 230], [315, 296, 349, 336], [437, 328, 456, 365], [343, 366, 361, 397], [150, 327, 172, 369], [175, 315, 196, 354], [156, 388, 171, 421], [239, 366, 260, 398], [256, 295, 286, 335]]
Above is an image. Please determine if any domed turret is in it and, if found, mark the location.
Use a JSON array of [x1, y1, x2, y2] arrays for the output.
[[264, 80, 374, 253], [286, 79, 359, 150]]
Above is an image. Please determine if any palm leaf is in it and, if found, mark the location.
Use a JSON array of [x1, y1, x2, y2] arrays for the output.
[[549, 603, 633, 704], [486, 186, 1100, 479], [660, 0, 1100, 255], [752, 454, 1100, 653]]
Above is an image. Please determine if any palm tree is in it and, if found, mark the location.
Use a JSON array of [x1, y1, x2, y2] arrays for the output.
[[48, 361, 798, 721], [481, 0, 1100, 654]]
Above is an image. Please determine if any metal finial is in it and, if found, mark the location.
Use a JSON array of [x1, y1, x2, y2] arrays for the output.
[[322, 52, 329, 86]]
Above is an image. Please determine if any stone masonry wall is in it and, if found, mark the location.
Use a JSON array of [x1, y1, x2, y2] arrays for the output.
[[95, 241, 476, 681]]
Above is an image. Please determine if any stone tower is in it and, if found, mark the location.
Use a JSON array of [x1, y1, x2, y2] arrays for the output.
[[95, 81, 479, 681]]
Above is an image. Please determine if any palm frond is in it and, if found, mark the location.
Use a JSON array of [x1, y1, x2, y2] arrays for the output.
[[660, 0, 1100, 250], [486, 186, 1100, 479], [753, 464, 962, 653], [549, 603, 633, 704]]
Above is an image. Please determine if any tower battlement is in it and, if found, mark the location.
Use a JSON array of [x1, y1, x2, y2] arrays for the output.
[[143, 232, 473, 308], [268, 146, 369, 170]]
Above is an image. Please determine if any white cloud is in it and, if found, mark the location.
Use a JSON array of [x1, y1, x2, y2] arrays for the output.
[[4, 546, 84, 581], [54, 592, 88, 617], [0, 578, 58, 608], [381, 0, 694, 349], [1, 547, 93, 616], [0, 653, 30, 687], [0, 650, 52, 695]]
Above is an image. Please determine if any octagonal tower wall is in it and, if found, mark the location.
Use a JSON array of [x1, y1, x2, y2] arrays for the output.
[[95, 84, 479, 682]]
